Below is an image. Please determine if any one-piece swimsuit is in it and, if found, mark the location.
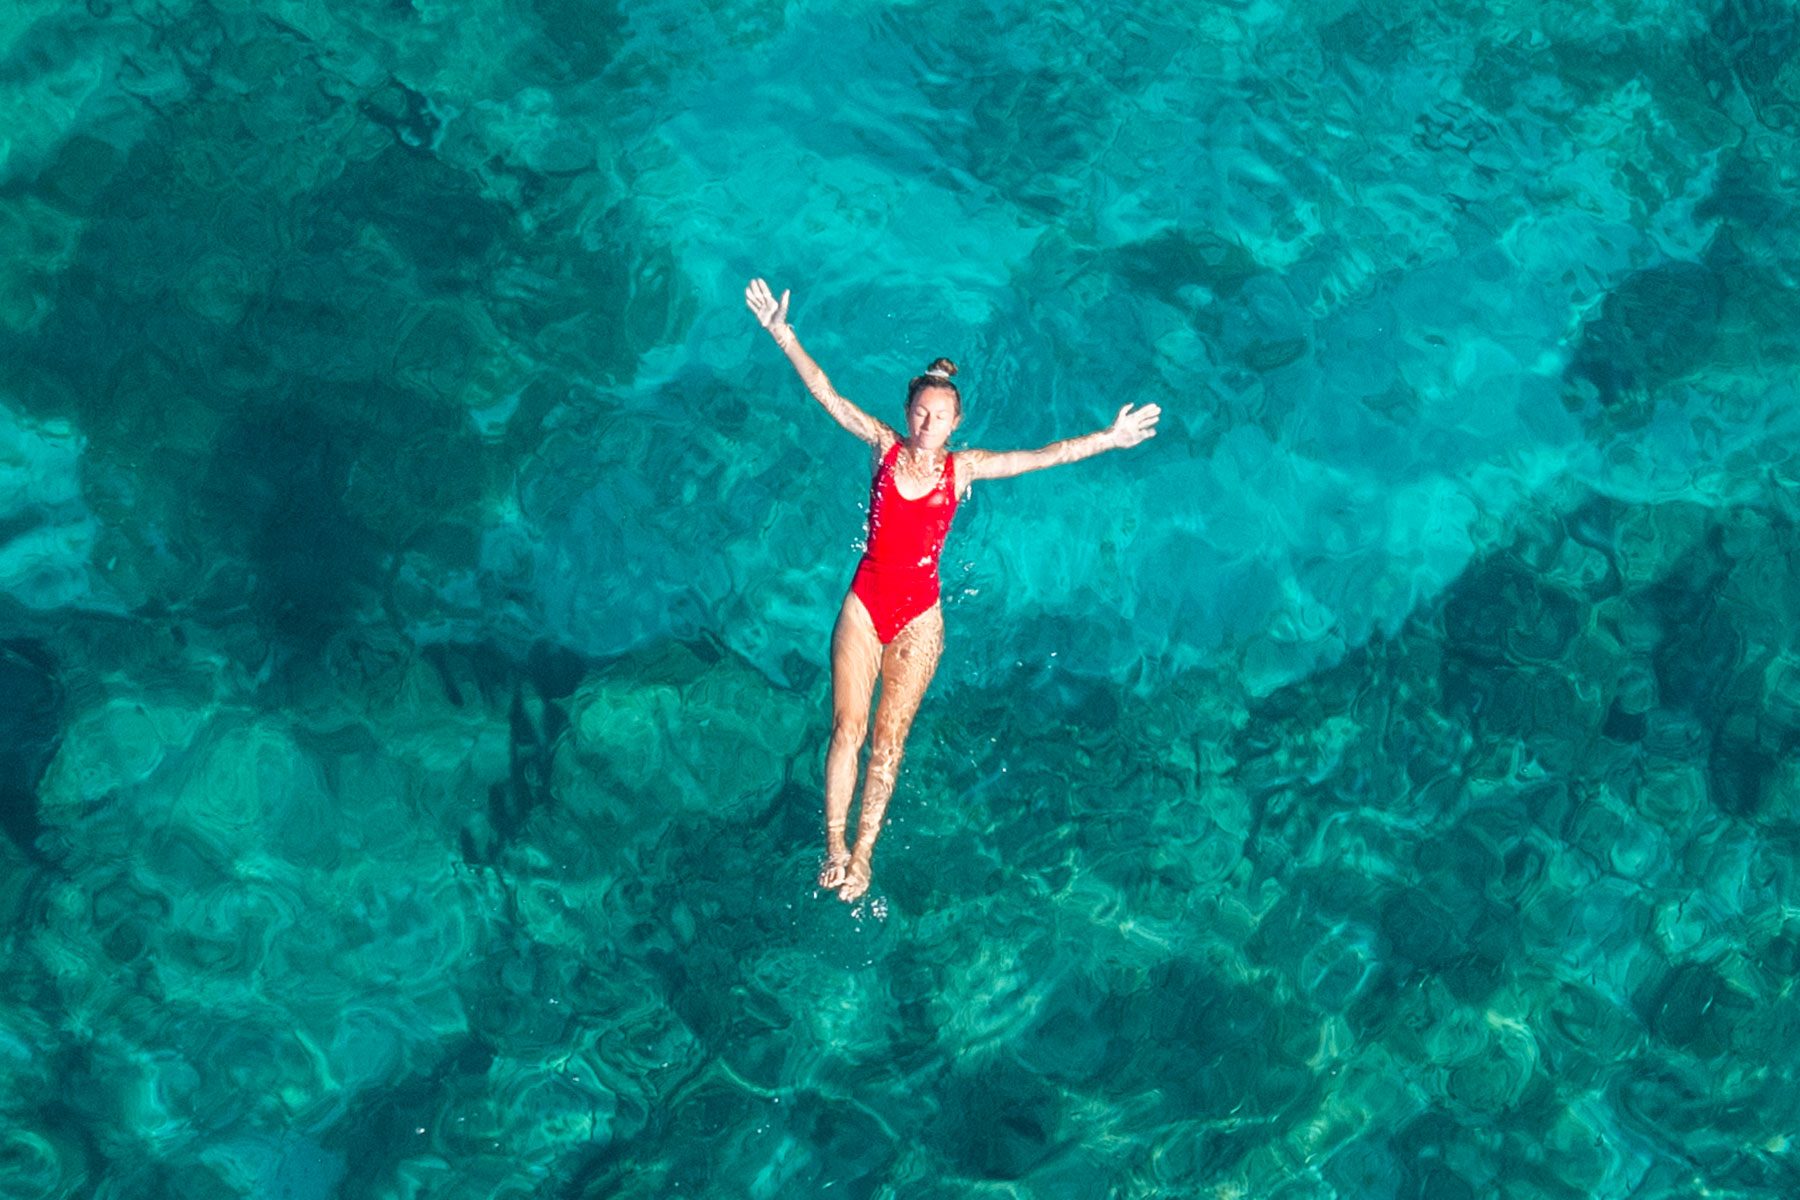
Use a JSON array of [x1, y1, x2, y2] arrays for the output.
[[850, 441, 959, 643]]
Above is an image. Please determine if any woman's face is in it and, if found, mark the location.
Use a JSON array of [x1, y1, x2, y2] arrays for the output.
[[906, 387, 961, 449]]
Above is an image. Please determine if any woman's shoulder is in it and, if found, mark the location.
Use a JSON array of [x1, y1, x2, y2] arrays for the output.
[[951, 448, 976, 498]]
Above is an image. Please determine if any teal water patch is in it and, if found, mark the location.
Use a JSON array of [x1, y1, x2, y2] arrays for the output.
[[5, 0, 1800, 1196]]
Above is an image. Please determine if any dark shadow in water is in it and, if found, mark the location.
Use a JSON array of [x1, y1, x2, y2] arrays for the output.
[[200, 403, 385, 653], [1567, 262, 1723, 419], [330, 1034, 495, 1200], [0, 639, 63, 863]]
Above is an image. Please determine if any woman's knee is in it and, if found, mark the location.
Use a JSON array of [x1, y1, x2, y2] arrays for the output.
[[830, 712, 869, 749], [867, 732, 908, 775]]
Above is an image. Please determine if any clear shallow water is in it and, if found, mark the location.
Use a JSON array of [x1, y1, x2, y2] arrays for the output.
[[3, 0, 1800, 1195]]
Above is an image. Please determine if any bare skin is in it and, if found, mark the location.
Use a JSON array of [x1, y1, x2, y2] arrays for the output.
[[745, 277, 1160, 902], [821, 591, 944, 899]]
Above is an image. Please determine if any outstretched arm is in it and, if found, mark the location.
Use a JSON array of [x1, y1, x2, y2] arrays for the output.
[[745, 278, 894, 449], [962, 403, 1161, 483]]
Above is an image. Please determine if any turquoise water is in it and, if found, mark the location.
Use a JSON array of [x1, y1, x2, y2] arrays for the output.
[[4, 0, 1800, 1195]]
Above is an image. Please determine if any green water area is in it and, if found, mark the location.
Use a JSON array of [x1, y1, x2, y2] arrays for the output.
[[3, 0, 1799, 1196]]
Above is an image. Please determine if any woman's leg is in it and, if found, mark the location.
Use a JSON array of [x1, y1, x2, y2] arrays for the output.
[[823, 591, 883, 887], [838, 603, 944, 901]]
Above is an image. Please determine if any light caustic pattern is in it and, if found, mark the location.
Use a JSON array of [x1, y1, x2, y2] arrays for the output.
[[2, 0, 1800, 1196]]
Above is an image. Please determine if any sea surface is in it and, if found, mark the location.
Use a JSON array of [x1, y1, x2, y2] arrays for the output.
[[3, 0, 1800, 1196]]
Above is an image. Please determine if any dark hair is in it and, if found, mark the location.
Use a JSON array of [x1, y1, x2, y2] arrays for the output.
[[906, 357, 961, 415]]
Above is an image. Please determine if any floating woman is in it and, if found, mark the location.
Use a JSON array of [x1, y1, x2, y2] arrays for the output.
[[745, 278, 1161, 902]]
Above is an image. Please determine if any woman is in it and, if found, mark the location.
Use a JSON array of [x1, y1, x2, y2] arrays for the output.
[[745, 278, 1161, 902]]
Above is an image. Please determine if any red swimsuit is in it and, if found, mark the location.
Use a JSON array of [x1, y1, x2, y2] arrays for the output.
[[850, 442, 960, 643]]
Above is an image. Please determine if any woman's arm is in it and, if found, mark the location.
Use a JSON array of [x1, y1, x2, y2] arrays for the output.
[[745, 278, 894, 449], [962, 403, 1161, 483]]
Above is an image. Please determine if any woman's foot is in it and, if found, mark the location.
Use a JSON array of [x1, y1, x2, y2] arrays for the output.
[[836, 856, 872, 902], [819, 848, 851, 889]]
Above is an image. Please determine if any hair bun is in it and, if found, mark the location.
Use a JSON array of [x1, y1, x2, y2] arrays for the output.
[[924, 357, 958, 380]]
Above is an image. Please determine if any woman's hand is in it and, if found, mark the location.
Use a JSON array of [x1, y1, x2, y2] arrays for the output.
[[745, 278, 792, 340], [1107, 402, 1162, 449]]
